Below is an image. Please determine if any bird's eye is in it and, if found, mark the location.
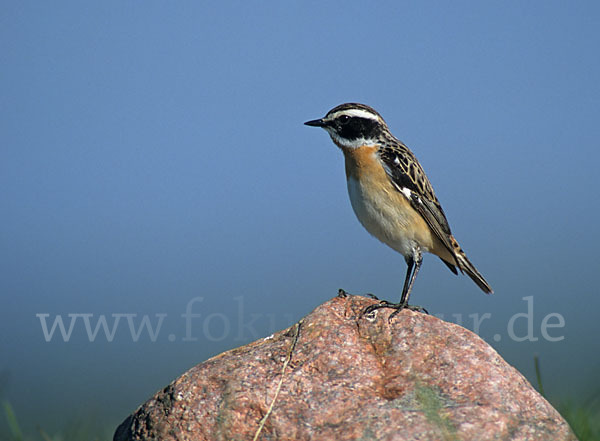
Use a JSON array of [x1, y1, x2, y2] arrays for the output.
[[339, 115, 350, 124]]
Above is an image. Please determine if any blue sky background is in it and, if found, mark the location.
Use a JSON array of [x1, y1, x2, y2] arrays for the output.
[[1, 0, 599, 435]]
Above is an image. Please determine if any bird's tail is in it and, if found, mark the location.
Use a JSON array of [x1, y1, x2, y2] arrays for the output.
[[450, 235, 493, 294]]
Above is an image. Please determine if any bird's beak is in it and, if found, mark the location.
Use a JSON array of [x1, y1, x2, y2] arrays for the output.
[[304, 118, 326, 127]]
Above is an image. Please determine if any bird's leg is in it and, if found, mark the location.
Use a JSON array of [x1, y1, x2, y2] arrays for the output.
[[401, 250, 423, 306], [399, 254, 416, 305], [363, 248, 428, 321]]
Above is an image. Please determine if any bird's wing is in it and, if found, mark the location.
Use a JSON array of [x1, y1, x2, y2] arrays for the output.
[[378, 144, 458, 266]]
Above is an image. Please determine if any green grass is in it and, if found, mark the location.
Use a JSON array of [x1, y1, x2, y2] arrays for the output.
[[0, 368, 112, 441], [558, 399, 600, 441], [534, 355, 600, 441], [1, 401, 112, 441], [3, 402, 24, 441]]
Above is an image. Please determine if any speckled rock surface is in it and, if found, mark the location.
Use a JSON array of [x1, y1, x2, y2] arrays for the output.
[[114, 293, 577, 441]]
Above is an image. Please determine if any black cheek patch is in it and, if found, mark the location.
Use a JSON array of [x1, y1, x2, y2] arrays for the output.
[[338, 118, 379, 141]]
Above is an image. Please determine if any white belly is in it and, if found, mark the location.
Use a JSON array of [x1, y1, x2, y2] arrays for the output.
[[347, 176, 423, 258]]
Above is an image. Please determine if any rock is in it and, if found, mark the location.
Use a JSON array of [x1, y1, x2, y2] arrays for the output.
[[114, 293, 577, 441]]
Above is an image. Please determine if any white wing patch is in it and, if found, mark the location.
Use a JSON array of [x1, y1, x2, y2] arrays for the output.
[[398, 186, 423, 204], [400, 187, 412, 200]]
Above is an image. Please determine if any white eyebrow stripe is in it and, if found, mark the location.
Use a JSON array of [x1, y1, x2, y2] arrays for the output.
[[328, 108, 380, 121]]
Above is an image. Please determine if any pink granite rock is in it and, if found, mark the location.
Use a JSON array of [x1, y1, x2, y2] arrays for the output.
[[114, 293, 577, 441]]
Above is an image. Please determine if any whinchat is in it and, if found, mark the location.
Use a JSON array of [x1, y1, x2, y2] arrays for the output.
[[305, 103, 492, 317]]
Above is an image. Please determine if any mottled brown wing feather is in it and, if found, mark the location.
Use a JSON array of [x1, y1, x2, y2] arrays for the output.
[[378, 144, 459, 267]]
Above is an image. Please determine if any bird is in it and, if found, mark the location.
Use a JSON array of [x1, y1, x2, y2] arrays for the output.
[[304, 103, 492, 318]]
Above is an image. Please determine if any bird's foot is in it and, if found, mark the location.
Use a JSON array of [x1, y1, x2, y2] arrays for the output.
[[337, 289, 379, 300], [363, 301, 429, 322]]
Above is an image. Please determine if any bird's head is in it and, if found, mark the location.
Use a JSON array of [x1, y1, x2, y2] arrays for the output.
[[304, 103, 389, 149]]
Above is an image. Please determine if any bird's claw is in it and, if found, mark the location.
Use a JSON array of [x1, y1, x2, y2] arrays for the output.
[[362, 301, 429, 322]]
